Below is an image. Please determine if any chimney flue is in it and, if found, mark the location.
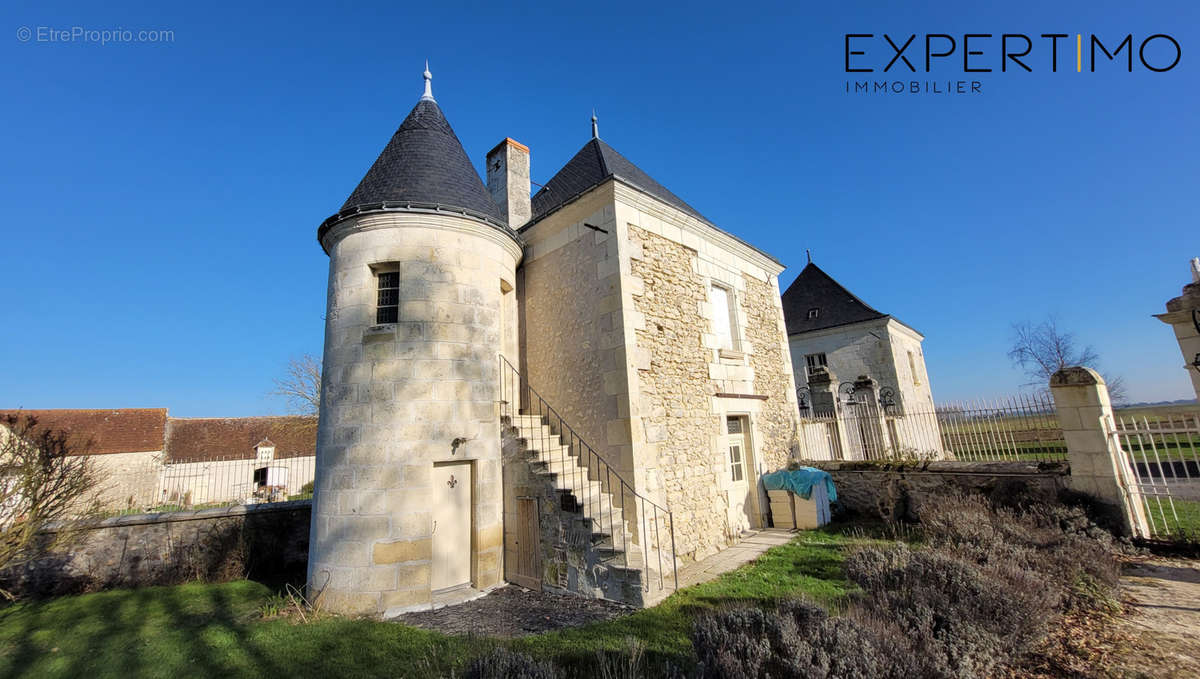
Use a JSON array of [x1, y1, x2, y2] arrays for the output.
[[486, 138, 531, 229]]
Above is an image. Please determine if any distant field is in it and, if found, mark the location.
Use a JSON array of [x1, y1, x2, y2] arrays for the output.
[[1115, 403, 1200, 420], [929, 402, 1200, 463]]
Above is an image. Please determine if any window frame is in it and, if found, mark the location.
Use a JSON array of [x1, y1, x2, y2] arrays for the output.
[[805, 352, 828, 377], [907, 351, 922, 386], [373, 263, 400, 325], [710, 283, 741, 351], [726, 416, 746, 482]]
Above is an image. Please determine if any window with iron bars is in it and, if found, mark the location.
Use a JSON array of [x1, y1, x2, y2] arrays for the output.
[[376, 269, 399, 324]]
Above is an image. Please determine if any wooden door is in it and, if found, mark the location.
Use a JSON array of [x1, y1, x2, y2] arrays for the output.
[[509, 497, 541, 590]]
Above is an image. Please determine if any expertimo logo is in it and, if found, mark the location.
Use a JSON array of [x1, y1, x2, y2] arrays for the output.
[[844, 33, 1182, 73]]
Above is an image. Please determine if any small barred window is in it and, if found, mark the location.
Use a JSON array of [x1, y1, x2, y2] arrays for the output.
[[376, 271, 399, 324]]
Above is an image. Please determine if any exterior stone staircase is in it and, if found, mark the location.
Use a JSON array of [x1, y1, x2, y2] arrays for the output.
[[502, 412, 674, 607]]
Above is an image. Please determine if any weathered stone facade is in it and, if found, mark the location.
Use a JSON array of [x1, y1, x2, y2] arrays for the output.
[[629, 225, 729, 561], [310, 212, 521, 616], [809, 460, 1070, 521], [1, 501, 310, 598], [742, 273, 801, 472], [519, 189, 630, 474]]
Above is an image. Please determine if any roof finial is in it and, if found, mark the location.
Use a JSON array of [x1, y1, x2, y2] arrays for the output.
[[806, 249, 812, 264], [591, 109, 599, 139], [420, 60, 435, 102]]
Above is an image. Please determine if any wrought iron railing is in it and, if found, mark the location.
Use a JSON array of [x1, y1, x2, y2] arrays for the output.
[[796, 393, 1068, 463], [1107, 411, 1200, 539], [499, 356, 677, 595]]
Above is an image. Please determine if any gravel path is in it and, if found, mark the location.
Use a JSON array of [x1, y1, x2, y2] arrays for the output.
[[393, 585, 633, 638], [1114, 557, 1200, 678]]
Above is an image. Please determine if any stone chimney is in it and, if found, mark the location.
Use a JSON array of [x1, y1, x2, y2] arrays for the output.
[[486, 138, 531, 228]]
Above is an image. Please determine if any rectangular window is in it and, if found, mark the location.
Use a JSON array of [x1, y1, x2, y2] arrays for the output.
[[729, 443, 744, 482], [376, 270, 399, 324], [805, 352, 827, 377], [727, 416, 745, 482], [711, 284, 739, 350], [908, 351, 921, 386]]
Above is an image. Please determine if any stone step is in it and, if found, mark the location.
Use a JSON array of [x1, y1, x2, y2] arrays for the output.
[[528, 446, 575, 466], [514, 428, 563, 450], [506, 414, 545, 427]]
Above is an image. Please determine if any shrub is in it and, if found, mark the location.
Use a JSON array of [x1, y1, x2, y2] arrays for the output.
[[0, 413, 106, 600], [463, 648, 558, 679], [913, 491, 1120, 608], [845, 543, 1059, 678], [691, 599, 919, 679]]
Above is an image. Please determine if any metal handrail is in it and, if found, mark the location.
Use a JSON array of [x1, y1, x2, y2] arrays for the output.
[[499, 355, 677, 594]]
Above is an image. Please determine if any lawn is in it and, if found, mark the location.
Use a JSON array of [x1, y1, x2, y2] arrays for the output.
[[0, 529, 858, 678]]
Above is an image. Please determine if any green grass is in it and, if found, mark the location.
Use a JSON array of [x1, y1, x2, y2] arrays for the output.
[[1148, 498, 1200, 538], [0, 528, 860, 678]]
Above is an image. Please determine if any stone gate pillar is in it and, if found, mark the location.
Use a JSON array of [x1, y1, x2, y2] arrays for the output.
[[1154, 257, 1200, 401], [1049, 367, 1149, 538]]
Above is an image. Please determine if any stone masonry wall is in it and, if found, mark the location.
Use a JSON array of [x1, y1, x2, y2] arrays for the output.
[[1, 501, 311, 598], [90, 450, 162, 512], [741, 273, 800, 472], [809, 460, 1070, 521], [312, 213, 518, 616], [520, 199, 625, 471], [500, 426, 645, 606], [629, 226, 728, 561]]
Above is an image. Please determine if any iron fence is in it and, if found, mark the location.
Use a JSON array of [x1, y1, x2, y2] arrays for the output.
[[1107, 411, 1200, 539], [96, 454, 316, 518], [796, 393, 1068, 463]]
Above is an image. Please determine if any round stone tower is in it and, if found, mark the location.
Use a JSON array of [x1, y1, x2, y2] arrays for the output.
[[309, 68, 523, 616]]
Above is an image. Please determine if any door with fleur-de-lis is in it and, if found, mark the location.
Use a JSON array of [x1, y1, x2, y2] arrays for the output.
[[432, 462, 473, 590]]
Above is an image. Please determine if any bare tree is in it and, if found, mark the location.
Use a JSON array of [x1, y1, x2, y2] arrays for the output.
[[272, 354, 322, 415], [1008, 317, 1128, 404], [1, 413, 105, 599]]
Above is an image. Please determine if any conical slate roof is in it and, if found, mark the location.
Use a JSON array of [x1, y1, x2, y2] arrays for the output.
[[530, 138, 713, 227], [781, 262, 888, 335], [340, 98, 503, 221]]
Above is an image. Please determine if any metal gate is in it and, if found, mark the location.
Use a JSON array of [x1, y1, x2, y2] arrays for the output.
[[509, 496, 541, 590], [1106, 411, 1200, 539]]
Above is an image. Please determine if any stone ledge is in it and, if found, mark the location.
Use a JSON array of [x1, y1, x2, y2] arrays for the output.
[[41, 499, 314, 534], [805, 460, 1070, 476]]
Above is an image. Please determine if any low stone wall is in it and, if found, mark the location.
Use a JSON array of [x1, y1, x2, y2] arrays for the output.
[[809, 460, 1071, 521], [2, 500, 310, 598]]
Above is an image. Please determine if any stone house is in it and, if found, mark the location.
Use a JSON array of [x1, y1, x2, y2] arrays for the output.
[[308, 68, 802, 616], [0, 408, 167, 510], [162, 416, 317, 505], [0, 409, 316, 510], [780, 260, 940, 458]]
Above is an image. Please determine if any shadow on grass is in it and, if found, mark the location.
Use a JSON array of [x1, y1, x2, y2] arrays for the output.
[[0, 527, 868, 679]]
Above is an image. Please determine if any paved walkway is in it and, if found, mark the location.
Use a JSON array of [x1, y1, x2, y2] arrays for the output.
[[1114, 557, 1200, 678], [674, 529, 796, 589]]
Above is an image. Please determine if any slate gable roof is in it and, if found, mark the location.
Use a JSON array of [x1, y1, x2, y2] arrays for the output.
[[339, 99, 504, 222], [781, 262, 889, 335], [527, 137, 780, 264], [529, 138, 713, 228]]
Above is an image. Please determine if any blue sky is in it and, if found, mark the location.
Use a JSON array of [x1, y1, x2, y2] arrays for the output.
[[1, 1, 1197, 416]]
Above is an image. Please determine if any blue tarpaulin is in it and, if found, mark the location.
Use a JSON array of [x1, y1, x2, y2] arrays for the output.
[[761, 467, 837, 503]]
